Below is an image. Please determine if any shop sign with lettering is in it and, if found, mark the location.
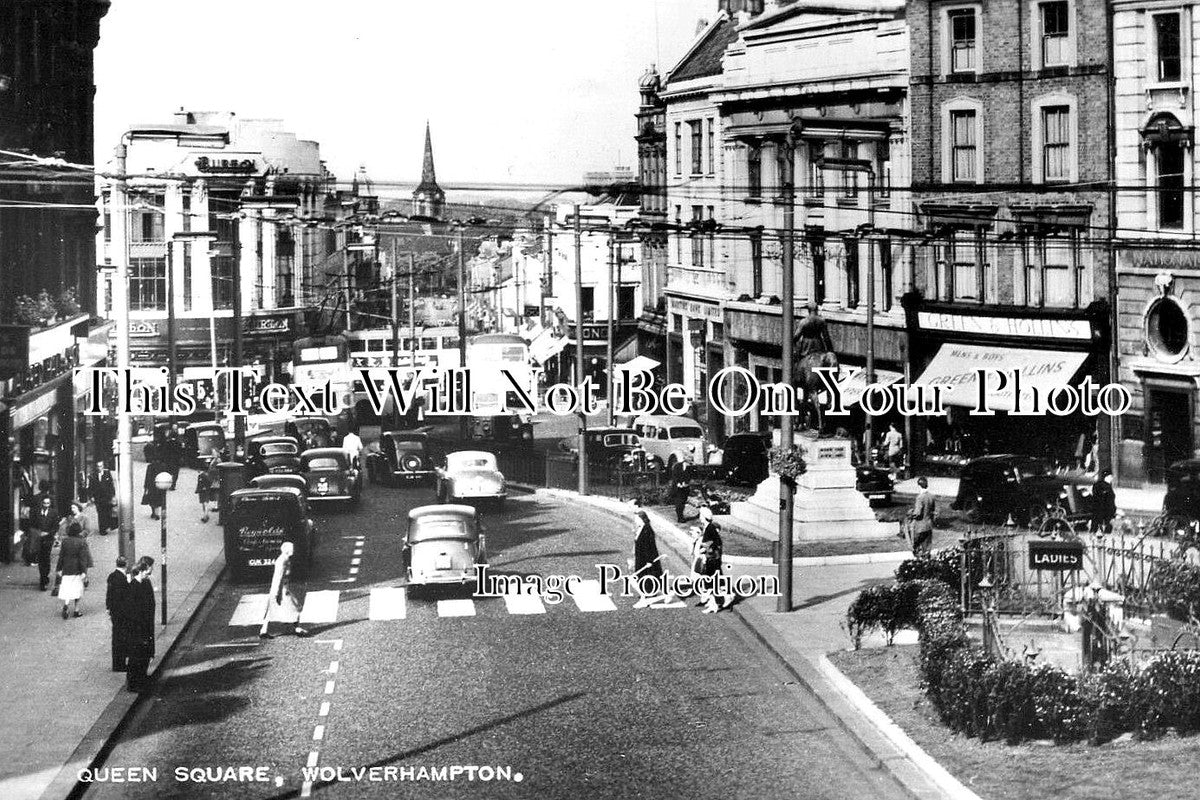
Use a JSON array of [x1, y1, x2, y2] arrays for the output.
[[917, 311, 1092, 341], [242, 315, 291, 337], [128, 321, 161, 338], [669, 298, 722, 321], [195, 156, 259, 174], [1028, 540, 1085, 571]]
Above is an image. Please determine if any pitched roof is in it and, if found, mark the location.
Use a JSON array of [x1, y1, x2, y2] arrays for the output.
[[667, 17, 738, 84]]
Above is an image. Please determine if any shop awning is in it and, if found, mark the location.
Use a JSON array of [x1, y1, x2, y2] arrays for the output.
[[836, 368, 905, 409], [529, 332, 568, 365], [913, 344, 1089, 412]]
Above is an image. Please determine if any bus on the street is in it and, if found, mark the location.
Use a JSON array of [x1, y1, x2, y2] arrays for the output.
[[291, 333, 355, 432]]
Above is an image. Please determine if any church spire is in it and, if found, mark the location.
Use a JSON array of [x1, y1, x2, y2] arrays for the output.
[[412, 121, 445, 219]]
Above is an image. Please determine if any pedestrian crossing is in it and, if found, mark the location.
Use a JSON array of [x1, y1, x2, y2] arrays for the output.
[[225, 586, 691, 627]]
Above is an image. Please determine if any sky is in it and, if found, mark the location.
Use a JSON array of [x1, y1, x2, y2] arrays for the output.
[[95, 0, 715, 195]]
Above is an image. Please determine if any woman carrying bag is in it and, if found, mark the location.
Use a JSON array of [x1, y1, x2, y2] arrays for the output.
[[56, 523, 93, 618]]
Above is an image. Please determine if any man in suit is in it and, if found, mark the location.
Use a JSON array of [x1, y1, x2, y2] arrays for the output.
[[670, 459, 693, 523], [31, 496, 61, 590], [909, 476, 936, 556], [106, 556, 129, 672], [124, 557, 156, 692], [89, 460, 117, 535]]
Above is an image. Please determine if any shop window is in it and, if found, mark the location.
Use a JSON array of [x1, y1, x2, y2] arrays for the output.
[[1158, 143, 1186, 229], [1155, 12, 1183, 82], [1147, 297, 1190, 359]]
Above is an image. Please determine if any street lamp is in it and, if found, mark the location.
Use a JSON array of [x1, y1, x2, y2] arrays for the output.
[[154, 470, 172, 625]]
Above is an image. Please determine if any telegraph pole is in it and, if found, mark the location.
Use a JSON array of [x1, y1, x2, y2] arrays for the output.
[[457, 226, 469, 440], [113, 141, 135, 562], [343, 243, 353, 332], [574, 205, 588, 496], [390, 239, 399, 371], [606, 232, 616, 426], [778, 132, 796, 613], [409, 253, 417, 373], [864, 171, 877, 460], [232, 227, 245, 453]]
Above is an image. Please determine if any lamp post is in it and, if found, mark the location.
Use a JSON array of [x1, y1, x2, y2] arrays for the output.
[[154, 470, 172, 625]]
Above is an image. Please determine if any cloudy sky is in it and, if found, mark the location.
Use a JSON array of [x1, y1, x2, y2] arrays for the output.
[[95, 0, 714, 193]]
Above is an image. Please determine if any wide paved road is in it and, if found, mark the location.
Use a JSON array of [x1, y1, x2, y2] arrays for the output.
[[82, 478, 907, 800]]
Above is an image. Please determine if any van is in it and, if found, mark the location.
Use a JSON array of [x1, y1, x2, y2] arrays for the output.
[[631, 414, 722, 473]]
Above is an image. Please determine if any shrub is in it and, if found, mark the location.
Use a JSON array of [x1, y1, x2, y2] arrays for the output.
[[896, 546, 962, 588], [1130, 650, 1200, 739], [1146, 560, 1200, 621], [846, 580, 931, 648], [767, 444, 806, 481], [56, 287, 80, 318], [1083, 660, 1135, 744]]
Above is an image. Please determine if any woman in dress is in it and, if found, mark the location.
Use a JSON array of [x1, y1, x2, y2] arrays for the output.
[[631, 509, 668, 608], [692, 507, 726, 613], [56, 523, 93, 619], [196, 460, 217, 523], [259, 542, 311, 639], [58, 502, 91, 540]]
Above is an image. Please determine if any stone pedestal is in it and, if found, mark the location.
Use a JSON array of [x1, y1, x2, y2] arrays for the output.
[[730, 433, 898, 542]]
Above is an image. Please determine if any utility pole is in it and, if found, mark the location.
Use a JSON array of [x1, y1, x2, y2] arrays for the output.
[[167, 239, 177, 400], [113, 141, 135, 563], [232, 226, 245, 453], [574, 205, 588, 496], [606, 232, 616, 426], [865, 171, 877, 460], [389, 238, 399, 430], [342, 243, 353, 332], [409, 253, 417, 375], [778, 132, 796, 614], [457, 226, 469, 440]]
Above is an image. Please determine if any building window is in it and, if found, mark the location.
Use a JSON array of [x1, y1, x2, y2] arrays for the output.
[[840, 140, 859, 198], [946, 229, 985, 302], [748, 143, 762, 197], [807, 141, 825, 197], [617, 285, 636, 319], [750, 231, 763, 297], [1041, 106, 1071, 182], [1039, 1, 1070, 67], [776, 141, 792, 193], [581, 286, 595, 320], [879, 239, 893, 311], [691, 206, 704, 267], [844, 239, 860, 309], [811, 235, 826, 304], [1156, 13, 1183, 82], [1024, 232, 1081, 308], [1158, 143, 1186, 229], [181, 192, 192, 232], [182, 245, 192, 312], [1147, 297, 1190, 359], [129, 257, 167, 310], [131, 193, 165, 242], [211, 256, 234, 310], [948, 108, 980, 182], [690, 121, 703, 175], [276, 230, 295, 307], [707, 205, 716, 266], [948, 7, 978, 73], [675, 206, 683, 262], [706, 119, 715, 175], [674, 123, 682, 175]]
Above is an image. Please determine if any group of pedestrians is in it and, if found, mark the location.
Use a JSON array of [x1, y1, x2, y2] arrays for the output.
[[106, 555, 158, 693], [630, 505, 730, 614]]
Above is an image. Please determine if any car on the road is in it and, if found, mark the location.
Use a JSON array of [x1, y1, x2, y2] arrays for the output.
[[403, 504, 487, 587], [721, 432, 770, 486], [300, 447, 362, 505], [471, 413, 535, 442], [367, 431, 440, 485], [182, 421, 226, 468], [436, 450, 507, 507], [246, 435, 302, 478], [249, 473, 308, 496], [560, 428, 646, 477], [952, 454, 1097, 525], [223, 486, 316, 582], [631, 414, 722, 475], [855, 463, 894, 506]]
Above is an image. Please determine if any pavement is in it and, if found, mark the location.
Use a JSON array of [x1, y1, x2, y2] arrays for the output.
[[0, 462, 226, 800], [894, 474, 1165, 514]]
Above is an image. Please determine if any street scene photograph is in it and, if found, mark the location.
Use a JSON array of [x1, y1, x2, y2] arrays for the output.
[[3, 0, 1200, 798]]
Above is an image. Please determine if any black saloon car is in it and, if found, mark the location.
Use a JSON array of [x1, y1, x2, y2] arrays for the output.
[[953, 455, 1096, 525], [367, 431, 440, 485], [721, 433, 769, 486], [855, 463, 894, 506], [223, 487, 316, 582], [1163, 459, 1200, 525], [301, 448, 362, 505], [246, 435, 303, 479], [561, 428, 645, 478]]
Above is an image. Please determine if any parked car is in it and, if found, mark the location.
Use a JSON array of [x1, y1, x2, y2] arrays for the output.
[[1163, 459, 1200, 524], [631, 414, 722, 475], [560, 428, 645, 477], [471, 413, 534, 442], [182, 422, 226, 469], [223, 486, 316, 582], [246, 435, 302, 478], [855, 463, 894, 506], [952, 455, 1096, 525], [403, 504, 486, 588], [367, 431, 440, 485], [721, 433, 770, 486], [249, 473, 308, 496], [436, 451, 507, 507], [300, 447, 362, 505]]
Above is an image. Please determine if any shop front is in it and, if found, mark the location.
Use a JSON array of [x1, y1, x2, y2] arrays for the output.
[[667, 296, 723, 439], [902, 293, 1112, 474]]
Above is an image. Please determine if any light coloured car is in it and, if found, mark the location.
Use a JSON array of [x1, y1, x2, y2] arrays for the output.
[[403, 505, 486, 587], [436, 450, 507, 508], [631, 414, 723, 473]]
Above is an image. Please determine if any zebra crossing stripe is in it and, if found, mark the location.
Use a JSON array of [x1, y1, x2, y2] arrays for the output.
[[298, 591, 341, 624], [570, 580, 618, 613], [436, 599, 476, 617], [501, 593, 546, 615], [368, 587, 407, 620], [229, 594, 269, 626]]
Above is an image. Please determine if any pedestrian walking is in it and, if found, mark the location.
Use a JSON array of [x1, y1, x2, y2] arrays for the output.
[[58, 502, 91, 540], [142, 460, 168, 520], [259, 542, 311, 639], [163, 428, 183, 489], [341, 427, 364, 470], [106, 556, 129, 672], [31, 496, 61, 590], [908, 476, 936, 556], [692, 507, 726, 613], [630, 509, 670, 608], [670, 459, 692, 523], [196, 462, 217, 523], [1091, 469, 1117, 535], [88, 460, 117, 535], [883, 423, 904, 473], [55, 523, 92, 619], [124, 557, 156, 693]]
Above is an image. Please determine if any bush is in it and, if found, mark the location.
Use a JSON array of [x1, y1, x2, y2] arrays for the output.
[[1147, 560, 1200, 621], [767, 444, 807, 481], [1082, 660, 1135, 744], [896, 546, 962, 588], [1130, 650, 1200, 739], [846, 580, 930, 648]]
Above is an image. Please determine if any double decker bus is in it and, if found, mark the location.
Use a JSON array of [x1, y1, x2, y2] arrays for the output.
[[466, 333, 534, 440], [346, 326, 462, 420], [290, 334, 355, 434]]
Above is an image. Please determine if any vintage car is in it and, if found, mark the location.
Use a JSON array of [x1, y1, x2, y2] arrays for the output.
[[367, 431, 440, 485], [855, 463, 895, 506], [560, 428, 645, 478], [1162, 459, 1200, 527], [249, 473, 308, 496], [436, 451, 507, 507], [246, 435, 303, 478], [183, 421, 226, 469], [631, 414, 723, 476], [223, 486, 316, 582], [953, 454, 1096, 525], [300, 447, 362, 505], [403, 505, 486, 588], [470, 413, 534, 442], [721, 433, 770, 487]]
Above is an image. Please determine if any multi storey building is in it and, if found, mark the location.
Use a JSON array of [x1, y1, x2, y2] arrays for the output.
[[635, 66, 669, 378], [906, 0, 1115, 472], [1112, 1, 1200, 483]]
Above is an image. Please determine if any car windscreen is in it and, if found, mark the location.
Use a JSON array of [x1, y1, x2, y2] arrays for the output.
[[1015, 460, 1051, 480], [409, 518, 474, 543], [305, 457, 341, 470], [394, 441, 426, 453], [668, 426, 703, 440], [449, 455, 494, 470], [262, 444, 297, 456], [603, 434, 638, 447]]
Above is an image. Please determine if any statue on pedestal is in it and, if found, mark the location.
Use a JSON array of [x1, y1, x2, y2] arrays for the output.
[[795, 303, 839, 437]]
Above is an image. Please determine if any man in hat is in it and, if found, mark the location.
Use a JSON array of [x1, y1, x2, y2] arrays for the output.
[[908, 476, 936, 556], [1091, 469, 1117, 535]]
